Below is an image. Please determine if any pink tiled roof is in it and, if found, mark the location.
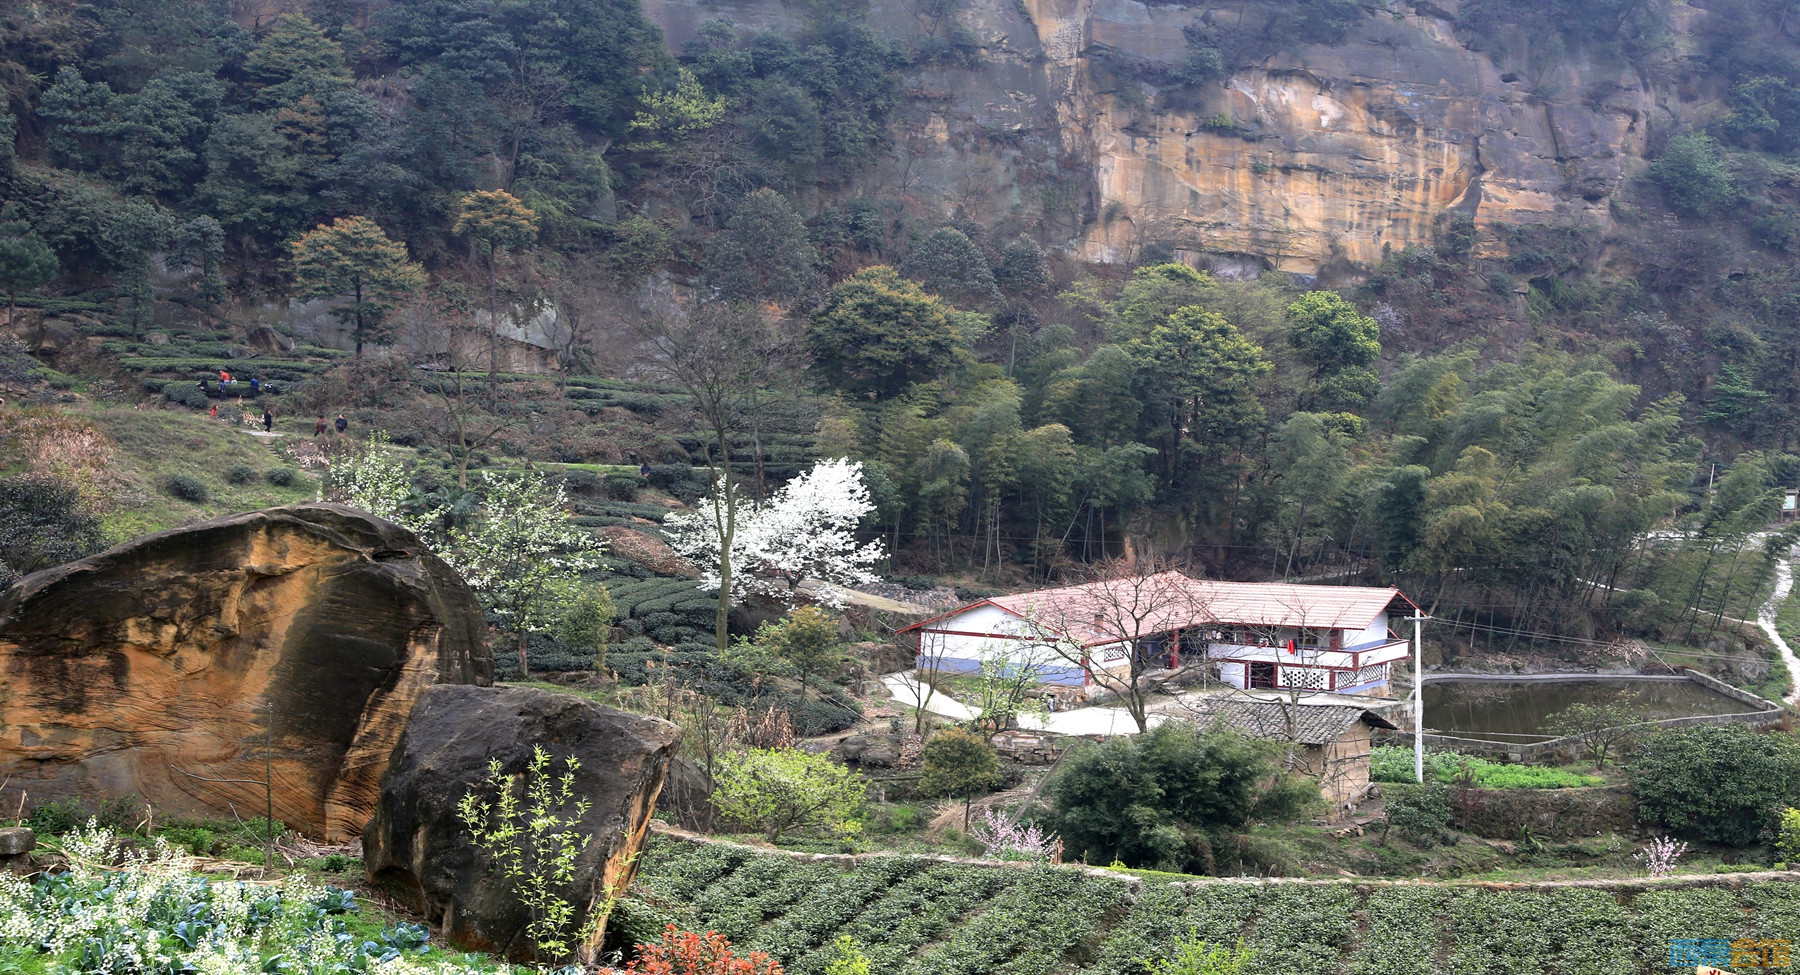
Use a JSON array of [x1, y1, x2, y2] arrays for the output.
[[965, 571, 1415, 644]]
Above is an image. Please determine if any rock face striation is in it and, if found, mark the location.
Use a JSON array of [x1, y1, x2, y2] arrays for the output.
[[362, 684, 680, 963], [639, 0, 1702, 274], [0, 504, 491, 840]]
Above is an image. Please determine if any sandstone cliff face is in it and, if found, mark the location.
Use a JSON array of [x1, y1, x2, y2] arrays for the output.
[[0, 504, 491, 840], [643, 0, 1704, 274]]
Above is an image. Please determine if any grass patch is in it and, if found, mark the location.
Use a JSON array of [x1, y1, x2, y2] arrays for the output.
[[79, 405, 320, 539]]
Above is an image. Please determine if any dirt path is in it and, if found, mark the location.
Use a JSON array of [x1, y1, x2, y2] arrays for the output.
[[1754, 544, 1799, 705]]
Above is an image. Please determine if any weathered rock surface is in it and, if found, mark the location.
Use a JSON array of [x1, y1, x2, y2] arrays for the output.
[[362, 684, 680, 963], [639, 0, 1713, 273], [833, 733, 902, 767], [0, 504, 491, 840]]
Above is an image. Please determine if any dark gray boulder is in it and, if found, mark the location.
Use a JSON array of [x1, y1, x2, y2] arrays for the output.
[[362, 684, 680, 963]]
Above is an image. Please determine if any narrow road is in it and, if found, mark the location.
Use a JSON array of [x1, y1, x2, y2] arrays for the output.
[[879, 673, 1164, 736], [1755, 544, 1800, 705]]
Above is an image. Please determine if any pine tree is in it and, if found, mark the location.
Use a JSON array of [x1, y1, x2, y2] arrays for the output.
[[0, 224, 59, 324], [290, 216, 426, 358]]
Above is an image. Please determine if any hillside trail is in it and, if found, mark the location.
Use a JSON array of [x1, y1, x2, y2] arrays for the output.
[[1755, 543, 1800, 706]]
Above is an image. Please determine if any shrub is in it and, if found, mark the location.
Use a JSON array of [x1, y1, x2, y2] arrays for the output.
[[710, 747, 867, 843], [625, 925, 783, 975], [1781, 807, 1800, 864], [1384, 784, 1452, 846], [164, 473, 210, 502], [225, 463, 258, 484], [265, 467, 299, 486], [1048, 723, 1316, 873], [25, 795, 140, 835], [1630, 724, 1797, 846], [604, 473, 646, 501], [161, 380, 208, 408], [1648, 133, 1736, 215], [556, 583, 617, 668]]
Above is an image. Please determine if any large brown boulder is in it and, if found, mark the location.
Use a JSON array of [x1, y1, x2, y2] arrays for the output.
[[362, 684, 679, 963], [0, 504, 491, 840]]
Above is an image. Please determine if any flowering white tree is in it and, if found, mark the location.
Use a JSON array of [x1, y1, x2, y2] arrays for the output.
[[444, 471, 607, 676], [324, 431, 436, 538], [666, 458, 884, 609]]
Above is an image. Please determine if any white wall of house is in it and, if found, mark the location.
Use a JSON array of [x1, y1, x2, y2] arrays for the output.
[[914, 605, 1090, 685]]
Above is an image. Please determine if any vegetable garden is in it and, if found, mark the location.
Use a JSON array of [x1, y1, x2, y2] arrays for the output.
[[624, 835, 1800, 975]]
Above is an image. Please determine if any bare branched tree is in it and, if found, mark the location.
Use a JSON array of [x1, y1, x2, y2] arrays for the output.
[[633, 292, 806, 651], [407, 296, 527, 490], [1018, 556, 1214, 733]]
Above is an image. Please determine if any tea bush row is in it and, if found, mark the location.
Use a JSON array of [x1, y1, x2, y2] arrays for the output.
[[630, 836, 1800, 975]]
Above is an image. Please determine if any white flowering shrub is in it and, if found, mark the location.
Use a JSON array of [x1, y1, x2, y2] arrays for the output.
[[0, 824, 506, 975], [666, 459, 883, 608]]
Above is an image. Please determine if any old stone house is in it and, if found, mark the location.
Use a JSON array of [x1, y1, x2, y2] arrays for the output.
[[1183, 699, 1397, 805]]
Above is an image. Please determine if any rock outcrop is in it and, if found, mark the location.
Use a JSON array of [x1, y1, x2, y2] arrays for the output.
[[639, 0, 1706, 274], [0, 504, 491, 840], [362, 684, 680, 963]]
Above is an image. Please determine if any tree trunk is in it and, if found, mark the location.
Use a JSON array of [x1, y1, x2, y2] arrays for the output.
[[517, 629, 529, 677], [963, 796, 973, 831]]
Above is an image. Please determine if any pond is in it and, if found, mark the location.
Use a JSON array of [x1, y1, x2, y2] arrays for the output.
[[1420, 677, 1764, 743]]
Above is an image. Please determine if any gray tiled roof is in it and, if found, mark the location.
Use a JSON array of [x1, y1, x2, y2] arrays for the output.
[[1185, 700, 1397, 745]]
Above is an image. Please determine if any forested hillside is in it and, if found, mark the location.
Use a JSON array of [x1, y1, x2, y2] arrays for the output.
[[2, 0, 1799, 668]]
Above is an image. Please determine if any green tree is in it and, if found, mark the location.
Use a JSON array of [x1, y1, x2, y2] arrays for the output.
[[809, 266, 979, 398], [1702, 364, 1771, 435], [1128, 306, 1270, 491], [761, 606, 841, 703], [1286, 291, 1381, 410], [1648, 133, 1736, 215], [1113, 263, 1223, 340], [704, 188, 818, 305], [454, 189, 540, 381], [710, 747, 867, 842], [244, 14, 352, 107], [1049, 722, 1314, 874], [919, 726, 1004, 829], [1544, 702, 1638, 768], [994, 234, 1050, 296], [1630, 724, 1797, 846], [175, 216, 225, 305], [103, 201, 175, 332], [556, 583, 618, 672], [290, 216, 426, 358], [444, 472, 608, 677], [902, 227, 1000, 308], [0, 224, 59, 323]]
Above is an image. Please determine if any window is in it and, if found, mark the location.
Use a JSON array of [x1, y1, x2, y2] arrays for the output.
[[1281, 667, 1328, 690]]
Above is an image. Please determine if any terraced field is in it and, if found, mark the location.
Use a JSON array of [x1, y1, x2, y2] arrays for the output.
[[626, 835, 1800, 975]]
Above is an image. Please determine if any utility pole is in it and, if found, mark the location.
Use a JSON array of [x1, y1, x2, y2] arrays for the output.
[[1407, 613, 1431, 783]]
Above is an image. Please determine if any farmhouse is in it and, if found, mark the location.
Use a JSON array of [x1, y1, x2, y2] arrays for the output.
[[899, 572, 1418, 696]]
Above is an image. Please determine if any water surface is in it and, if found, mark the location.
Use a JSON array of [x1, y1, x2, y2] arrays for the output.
[[1421, 678, 1761, 742]]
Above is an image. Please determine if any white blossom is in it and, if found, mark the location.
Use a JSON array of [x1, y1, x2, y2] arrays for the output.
[[665, 458, 884, 608]]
